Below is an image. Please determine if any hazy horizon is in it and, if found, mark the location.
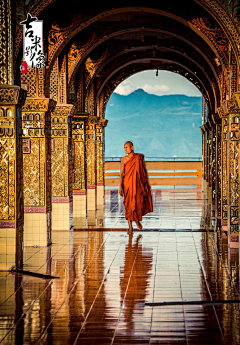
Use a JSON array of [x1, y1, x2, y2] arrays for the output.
[[114, 70, 202, 97]]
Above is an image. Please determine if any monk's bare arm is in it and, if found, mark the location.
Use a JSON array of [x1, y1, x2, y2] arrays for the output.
[[119, 157, 125, 196], [143, 156, 149, 193]]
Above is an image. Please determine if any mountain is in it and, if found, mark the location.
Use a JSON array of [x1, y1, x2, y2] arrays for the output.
[[105, 89, 202, 158]]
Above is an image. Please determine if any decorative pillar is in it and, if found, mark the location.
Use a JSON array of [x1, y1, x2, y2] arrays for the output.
[[233, 93, 240, 252], [49, 58, 59, 103], [59, 53, 67, 104], [215, 120, 222, 226], [96, 118, 108, 225], [206, 124, 212, 228], [76, 65, 84, 113], [0, 86, 26, 270], [203, 127, 206, 180], [222, 99, 239, 248], [200, 125, 206, 180], [86, 116, 98, 224], [200, 126, 205, 179], [208, 124, 213, 188], [200, 125, 207, 229], [210, 121, 216, 223], [22, 98, 56, 246], [217, 106, 228, 231], [72, 113, 88, 229], [96, 119, 108, 206], [205, 127, 209, 180], [0, 0, 13, 86], [51, 104, 75, 231], [88, 81, 95, 116]]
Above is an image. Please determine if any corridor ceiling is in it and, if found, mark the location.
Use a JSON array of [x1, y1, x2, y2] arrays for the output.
[[13, 0, 240, 115]]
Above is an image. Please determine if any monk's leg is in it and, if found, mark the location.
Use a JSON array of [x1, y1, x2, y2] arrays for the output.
[[136, 221, 142, 230], [128, 219, 133, 233]]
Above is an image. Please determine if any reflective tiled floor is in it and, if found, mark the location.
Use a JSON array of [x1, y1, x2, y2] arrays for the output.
[[103, 189, 203, 230], [0, 189, 239, 344]]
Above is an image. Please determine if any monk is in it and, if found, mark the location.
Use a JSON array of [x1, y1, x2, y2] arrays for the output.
[[119, 141, 153, 233]]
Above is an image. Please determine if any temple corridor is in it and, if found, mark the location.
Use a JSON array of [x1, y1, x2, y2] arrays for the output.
[[0, 188, 239, 345], [2, 0, 240, 343]]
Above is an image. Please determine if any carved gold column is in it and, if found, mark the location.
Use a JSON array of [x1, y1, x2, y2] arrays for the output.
[[222, 99, 239, 248], [200, 124, 207, 228], [231, 94, 240, 248], [86, 116, 98, 225], [217, 106, 228, 231], [21, 66, 46, 99], [203, 125, 208, 181], [0, 0, 13, 85], [59, 54, 67, 104], [210, 120, 216, 223], [205, 124, 212, 228], [51, 104, 75, 231], [0, 86, 26, 270], [96, 118, 108, 225], [22, 98, 56, 246], [207, 124, 213, 207], [76, 65, 84, 113], [208, 124, 213, 187], [50, 58, 59, 103], [88, 81, 95, 116], [236, 94, 240, 251], [72, 113, 88, 229], [204, 126, 208, 183], [200, 126, 205, 180], [215, 119, 222, 226]]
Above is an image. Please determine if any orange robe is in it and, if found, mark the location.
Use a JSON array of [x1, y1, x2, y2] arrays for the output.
[[123, 153, 153, 221]]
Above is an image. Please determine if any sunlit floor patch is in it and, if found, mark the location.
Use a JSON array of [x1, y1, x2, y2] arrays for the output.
[[103, 189, 203, 230]]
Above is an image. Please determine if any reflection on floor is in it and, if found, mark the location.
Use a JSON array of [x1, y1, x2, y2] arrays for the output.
[[0, 189, 239, 345], [104, 189, 203, 230]]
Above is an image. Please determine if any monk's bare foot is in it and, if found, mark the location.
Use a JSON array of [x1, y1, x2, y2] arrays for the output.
[[127, 220, 133, 234], [136, 221, 142, 230], [127, 228, 133, 234]]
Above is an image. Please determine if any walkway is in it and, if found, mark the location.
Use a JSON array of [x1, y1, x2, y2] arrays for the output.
[[0, 189, 239, 344]]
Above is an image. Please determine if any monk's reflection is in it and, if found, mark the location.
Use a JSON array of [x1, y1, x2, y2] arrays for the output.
[[120, 234, 152, 329]]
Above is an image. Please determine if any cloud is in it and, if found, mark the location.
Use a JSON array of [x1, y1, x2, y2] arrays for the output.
[[114, 82, 170, 96], [114, 81, 135, 95], [142, 84, 170, 94]]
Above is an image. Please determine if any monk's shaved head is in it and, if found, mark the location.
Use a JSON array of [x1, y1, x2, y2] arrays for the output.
[[125, 141, 133, 147], [124, 141, 134, 155]]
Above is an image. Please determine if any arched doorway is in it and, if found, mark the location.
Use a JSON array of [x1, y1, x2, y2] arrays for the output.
[[1, 1, 240, 343]]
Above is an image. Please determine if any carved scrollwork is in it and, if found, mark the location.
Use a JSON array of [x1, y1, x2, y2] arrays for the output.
[[87, 116, 98, 126], [22, 98, 57, 112], [222, 99, 238, 115], [0, 86, 26, 106], [72, 115, 85, 190], [97, 118, 108, 128], [51, 105, 75, 138], [217, 106, 224, 118], [53, 104, 75, 117], [200, 0, 240, 53], [232, 92, 240, 109], [226, 100, 237, 113]]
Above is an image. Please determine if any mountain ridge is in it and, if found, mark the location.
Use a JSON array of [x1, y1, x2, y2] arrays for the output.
[[116, 88, 201, 98], [105, 90, 202, 158]]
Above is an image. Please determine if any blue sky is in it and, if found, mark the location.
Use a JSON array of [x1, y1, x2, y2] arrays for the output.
[[114, 70, 202, 97]]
